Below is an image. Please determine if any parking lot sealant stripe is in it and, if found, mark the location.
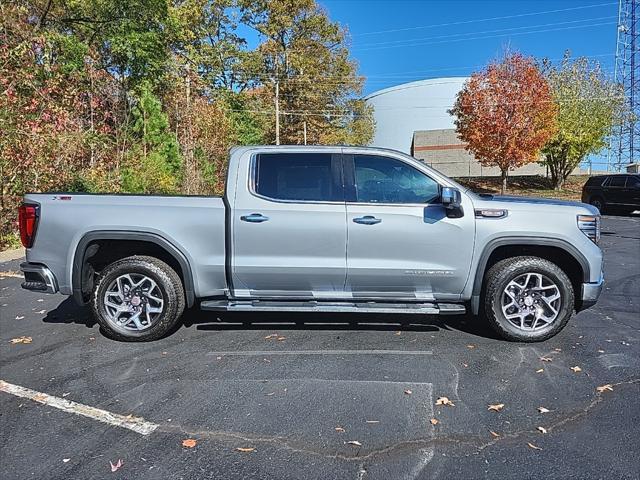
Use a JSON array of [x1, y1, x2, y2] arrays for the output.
[[206, 349, 433, 356], [0, 380, 158, 435]]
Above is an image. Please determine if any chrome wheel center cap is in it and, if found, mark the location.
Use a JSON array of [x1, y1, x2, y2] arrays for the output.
[[130, 296, 141, 307], [524, 296, 534, 307]]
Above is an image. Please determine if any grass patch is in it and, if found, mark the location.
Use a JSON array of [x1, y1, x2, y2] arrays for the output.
[[456, 175, 587, 201]]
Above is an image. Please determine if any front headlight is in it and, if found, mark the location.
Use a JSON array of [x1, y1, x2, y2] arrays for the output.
[[577, 214, 600, 244]]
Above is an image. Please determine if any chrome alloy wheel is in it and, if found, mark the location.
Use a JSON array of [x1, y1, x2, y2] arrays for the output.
[[501, 272, 561, 331], [103, 274, 164, 331]]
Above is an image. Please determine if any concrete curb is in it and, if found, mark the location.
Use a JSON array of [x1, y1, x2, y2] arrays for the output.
[[0, 248, 25, 263]]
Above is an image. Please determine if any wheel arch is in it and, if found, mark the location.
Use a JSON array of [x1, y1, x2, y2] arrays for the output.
[[470, 237, 590, 314], [72, 231, 195, 307]]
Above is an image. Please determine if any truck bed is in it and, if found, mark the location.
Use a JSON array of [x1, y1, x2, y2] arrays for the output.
[[23, 193, 227, 299]]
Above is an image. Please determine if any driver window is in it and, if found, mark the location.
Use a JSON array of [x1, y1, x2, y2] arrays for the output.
[[353, 155, 440, 204]]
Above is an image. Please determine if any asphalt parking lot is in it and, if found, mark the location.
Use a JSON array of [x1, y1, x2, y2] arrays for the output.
[[1, 215, 639, 480]]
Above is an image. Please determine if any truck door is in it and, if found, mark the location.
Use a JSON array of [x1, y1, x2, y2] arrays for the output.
[[343, 153, 475, 300], [231, 151, 347, 298]]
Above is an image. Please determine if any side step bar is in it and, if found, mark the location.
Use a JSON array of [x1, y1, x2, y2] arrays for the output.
[[200, 299, 466, 315]]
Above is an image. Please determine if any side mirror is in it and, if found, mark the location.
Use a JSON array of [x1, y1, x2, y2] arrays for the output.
[[441, 187, 462, 209]]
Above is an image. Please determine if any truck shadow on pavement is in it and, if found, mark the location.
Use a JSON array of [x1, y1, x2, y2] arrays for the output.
[[184, 308, 503, 340], [42, 297, 503, 340]]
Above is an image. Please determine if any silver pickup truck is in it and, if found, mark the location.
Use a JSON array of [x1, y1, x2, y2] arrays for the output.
[[19, 145, 604, 342]]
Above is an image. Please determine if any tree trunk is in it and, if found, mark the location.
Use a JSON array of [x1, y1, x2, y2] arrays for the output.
[[500, 169, 508, 195]]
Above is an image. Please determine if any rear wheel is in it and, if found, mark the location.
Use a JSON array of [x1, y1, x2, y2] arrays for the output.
[[91, 256, 185, 341], [589, 196, 605, 213], [483, 256, 574, 342]]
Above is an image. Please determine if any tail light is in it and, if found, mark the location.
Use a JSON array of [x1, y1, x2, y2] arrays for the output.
[[18, 204, 39, 248]]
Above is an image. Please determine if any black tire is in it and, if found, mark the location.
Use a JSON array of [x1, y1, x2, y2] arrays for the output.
[[91, 255, 185, 342], [589, 196, 605, 213], [482, 256, 574, 342]]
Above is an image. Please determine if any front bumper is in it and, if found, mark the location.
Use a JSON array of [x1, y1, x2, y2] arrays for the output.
[[579, 271, 604, 310], [20, 262, 58, 294]]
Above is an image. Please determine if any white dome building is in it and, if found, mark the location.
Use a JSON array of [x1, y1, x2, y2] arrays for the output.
[[364, 77, 545, 178]]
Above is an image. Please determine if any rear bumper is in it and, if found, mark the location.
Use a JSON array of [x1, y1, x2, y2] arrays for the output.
[[20, 262, 58, 294], [579, 271, 604, 310]]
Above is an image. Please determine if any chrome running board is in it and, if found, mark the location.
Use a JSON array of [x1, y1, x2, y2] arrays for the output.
[[200, 299, 465, 315]]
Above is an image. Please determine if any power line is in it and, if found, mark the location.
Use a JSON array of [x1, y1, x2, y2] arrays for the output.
[[356, 21, 617, 52], [352, 2, 617, 37], [353, 16, 617, 49]]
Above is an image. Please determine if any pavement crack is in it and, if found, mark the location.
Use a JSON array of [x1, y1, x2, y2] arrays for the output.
[[156, 378, 640, 462]]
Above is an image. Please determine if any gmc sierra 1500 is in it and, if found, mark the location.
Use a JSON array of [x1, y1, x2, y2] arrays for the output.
[[19, 145, 603, 342]]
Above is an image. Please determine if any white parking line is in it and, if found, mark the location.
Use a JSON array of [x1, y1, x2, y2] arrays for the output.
[[207, 349, 433, 356], [0, 380, 158, 435]]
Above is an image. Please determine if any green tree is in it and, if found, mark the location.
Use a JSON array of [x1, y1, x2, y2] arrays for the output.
[[541, 54, 626, 189], [122, 85, 182, 193], [239, 0, 374, 145]]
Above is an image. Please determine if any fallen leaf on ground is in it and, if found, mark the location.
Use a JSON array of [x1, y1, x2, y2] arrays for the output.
[[462, 363, 469, 368], [430, 418, 439, 425], [570, 366, 582, 373], [235, 447, 255, 452], [527, 442, 542, 451], [36, 309, 46, 314], [597, 349, 605, 353], [265, 392, 275, 396], [182, 439, 197, 448], [536, 368, 544, 373], [264, 334, 278, 339], [15, 316, 24, 320], [539, 356, 553, 362], [436, 397, 455, 406], [394, 331, 401, 336], [537, 406, 550, 413], [537, 426, 548, 434], [335, 426, 345, 433], [10, 336, 32, 344], [404, 389, 412, 395], [596, 384, 613, 393], [554, 348, 562, 352], [346, 441, 362, 446], [466, 344, 475, 349], [63, 458, 70, 463], [110, 459, 123, 472], [490, 431, 500, 438], [62, 392, 70, 397], [277, 336, 286, 341], [488, 403, 505, 412]]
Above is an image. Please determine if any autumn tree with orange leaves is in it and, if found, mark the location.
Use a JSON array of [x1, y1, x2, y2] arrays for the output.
[[450, 53, 558, 194]]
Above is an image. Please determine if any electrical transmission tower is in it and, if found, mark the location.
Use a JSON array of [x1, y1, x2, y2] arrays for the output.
[[612, 0, 639, 170]]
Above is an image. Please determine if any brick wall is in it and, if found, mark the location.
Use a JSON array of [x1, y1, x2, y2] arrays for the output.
[[411, 129, 547, 178]]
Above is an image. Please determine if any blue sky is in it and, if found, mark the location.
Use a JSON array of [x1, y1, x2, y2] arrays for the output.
[[320, 0, 618, 96]]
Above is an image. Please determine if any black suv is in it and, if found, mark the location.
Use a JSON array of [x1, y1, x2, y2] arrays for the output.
[[582, 173, 640, 213]]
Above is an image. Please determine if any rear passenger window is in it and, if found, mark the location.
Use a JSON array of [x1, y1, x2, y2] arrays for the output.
[[254, 153, 339, 202], [608, 176, 626, 187]]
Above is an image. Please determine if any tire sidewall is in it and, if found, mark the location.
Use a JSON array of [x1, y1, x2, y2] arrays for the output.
[[92, 258, 181, 341], [590, 197, 604, 213], [486, 259, 574, 342]]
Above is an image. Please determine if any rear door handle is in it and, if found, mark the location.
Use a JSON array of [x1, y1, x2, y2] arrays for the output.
[[353, 215, 382, 225], [241, 213, 269, 223]]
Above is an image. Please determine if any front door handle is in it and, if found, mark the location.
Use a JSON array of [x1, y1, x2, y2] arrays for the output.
[[353, 215, 382, 225], [241, 213, 269, 223]]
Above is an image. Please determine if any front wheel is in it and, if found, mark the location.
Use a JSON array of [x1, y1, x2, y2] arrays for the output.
[[483, 256, 574, 342], [91, 256, 185, 342]]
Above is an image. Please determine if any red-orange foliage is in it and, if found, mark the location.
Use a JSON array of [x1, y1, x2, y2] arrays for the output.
[[450, 53, 558, 192]]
